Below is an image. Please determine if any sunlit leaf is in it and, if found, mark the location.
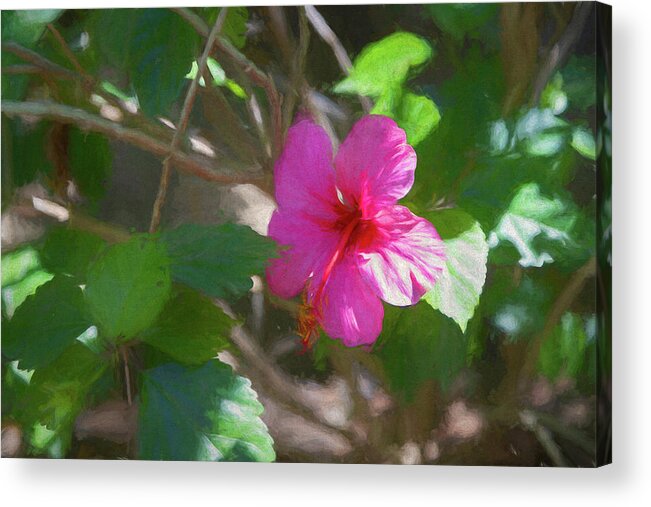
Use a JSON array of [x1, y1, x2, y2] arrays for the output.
[[571, 127, 596, 160], [138, 360, 275, 461], [423, 209, 488, 332], [2, 247, 53, 318], [488, 183, 580, 268], [334, 32, 432, 97]]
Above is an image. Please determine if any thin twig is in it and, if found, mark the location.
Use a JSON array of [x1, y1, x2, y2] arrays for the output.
[[2, 42, 77, 81], [530, 2, 593, 104], [149, 9, 229, 233], [520, 256, 597, 383], [282, 7, 311, 131], [46, 23, 93, 84], [121, 346, 133, 406], [304, 5, 372, 113], [520, 410, 569, 467], [2, 101, 260, 186], [173, 7, 284, 159]]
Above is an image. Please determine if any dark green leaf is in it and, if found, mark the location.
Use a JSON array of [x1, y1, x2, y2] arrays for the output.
[[40, 227, 106, 280], [3, 276, 93, 370], [138, 360, 275, 461], [161, 223, 277, 301], [141, 287, 233, 365], [85, 235, 171, 340], [334, 32, 432, 98], [91, 9, 200, 117], [7, 118, 54, 187], [561, 55, 596, 113], [68, 128, 112, 204], [427, 4, 498, 41], [423, 209, 488, 332], [377, 302, 468, 401]]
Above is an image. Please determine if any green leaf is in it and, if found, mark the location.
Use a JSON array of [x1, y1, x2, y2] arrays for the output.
[[485, 273, 554, 341], [2, 247, 53, 318], [2, 246, 41, 286], [538, 313, 588, 380], [3, 276, 93, 370], [91, 9, 200, 117], [68, 128, 112, 204], [561, 55, 596, 113], [334, 32, 432, 98], [138, 360, 275, 461], [571, 127, 596, 160], [141, 287, 233, 365], [161, 223, 277, 301], [488, 183, 581, 268], [423, 209, 488, 332], [427, 4, 498, 41], [377, 302, 468, 401], [373, 90, 441, 146], [40, 227, 106, 280], [20, 343, 107, 456], [201, 7, 249, 49], [1, 9, 63, 100], [85, 235, 171, 340], [7, 118, 54, 187]]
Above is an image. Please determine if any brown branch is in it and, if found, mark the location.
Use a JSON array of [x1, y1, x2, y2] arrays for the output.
[[46, 23, 93, 84], [531, 2, 593, 104], [304, 6, 372, 113], [172, 7, 283, 159], [519, 256, 597, 384], [2, 42, 77, 81], [148, 8, 229, 233], [2, 101, 260, 186], [519, 410, 569, 467]]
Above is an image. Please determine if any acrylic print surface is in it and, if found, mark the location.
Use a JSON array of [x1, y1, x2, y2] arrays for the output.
[[1, 2, 611, 466]]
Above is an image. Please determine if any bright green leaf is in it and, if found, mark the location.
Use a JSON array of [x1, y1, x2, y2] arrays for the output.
[[488, 183, 580, 268], [571, 127, 596, 160], [138, 359, 275, 461], [2, 246, 53, 318], [161, 223, 277, 301], [3, 276, 93, 370], [85, 235, 171, 340], [373, 91, 441, 146], [141, 287, 233, 365], [423, 209, 488, 332], [334, 32, 432, 98]]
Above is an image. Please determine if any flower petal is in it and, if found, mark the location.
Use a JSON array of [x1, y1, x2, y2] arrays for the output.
[[266, 210, 339, 299], [314, 257, 384, 347], [357, 205, 446, 306], [334, 115, 416, 213], [274, 118, 339, 220]]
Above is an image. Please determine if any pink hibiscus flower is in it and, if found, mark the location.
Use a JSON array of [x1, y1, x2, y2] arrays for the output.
[[266, 115, 445, 347]]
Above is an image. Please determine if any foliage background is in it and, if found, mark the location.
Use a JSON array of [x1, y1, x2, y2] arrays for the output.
[[1, 2, 610, 466]]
